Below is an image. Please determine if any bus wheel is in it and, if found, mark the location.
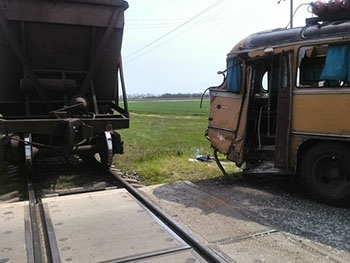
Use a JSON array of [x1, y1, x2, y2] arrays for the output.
[[301, 143, 350, 206]]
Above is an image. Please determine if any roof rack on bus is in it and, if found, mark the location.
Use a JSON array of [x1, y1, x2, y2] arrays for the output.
[[306, 12, 350, 26], [307, 0, 350, 25]]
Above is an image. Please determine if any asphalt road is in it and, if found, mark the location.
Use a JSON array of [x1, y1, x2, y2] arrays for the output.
[[139, 175, 350, 263]]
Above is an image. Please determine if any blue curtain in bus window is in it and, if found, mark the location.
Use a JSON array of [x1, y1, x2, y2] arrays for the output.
[[320, 44, 350, 81], [227, 59, 241, 93]]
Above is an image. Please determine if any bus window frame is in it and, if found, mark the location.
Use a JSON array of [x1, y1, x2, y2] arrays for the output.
[[296, 44, 327, 88], [296, 43, 350, 88]]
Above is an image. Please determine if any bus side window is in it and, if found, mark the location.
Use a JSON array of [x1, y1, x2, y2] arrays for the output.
[[320, 43, 350, 86], [298, 45, 326, 87], [298, 43, 350, 88], [299, 56, 325, 86]]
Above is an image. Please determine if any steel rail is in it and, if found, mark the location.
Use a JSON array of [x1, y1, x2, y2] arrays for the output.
[[110, 171, 226, 263], [26, 170, 51, 263], [22, 157, 224, 262]]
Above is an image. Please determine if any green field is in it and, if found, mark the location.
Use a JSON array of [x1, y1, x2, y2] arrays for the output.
[[127, 99, 210, 116], [116, 99, 237, 185]]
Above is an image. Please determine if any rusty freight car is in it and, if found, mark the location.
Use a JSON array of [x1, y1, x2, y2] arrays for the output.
[[0, 0, 129, 168]]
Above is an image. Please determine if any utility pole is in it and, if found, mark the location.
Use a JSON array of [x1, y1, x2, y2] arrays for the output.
[[290, 0, 293, 28]]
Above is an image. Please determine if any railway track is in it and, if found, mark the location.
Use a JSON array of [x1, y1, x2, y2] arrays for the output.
[[0, 157, 224, 263]]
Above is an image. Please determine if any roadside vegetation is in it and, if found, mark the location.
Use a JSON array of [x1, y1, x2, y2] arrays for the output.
[[116, 98, 238, 185]]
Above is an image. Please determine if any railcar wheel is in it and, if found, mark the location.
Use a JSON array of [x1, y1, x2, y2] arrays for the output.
[[4, 135, 23, 165], [99, 131, 124, 168], [301, 142, 350, 205], [79, 132, 123, 169]]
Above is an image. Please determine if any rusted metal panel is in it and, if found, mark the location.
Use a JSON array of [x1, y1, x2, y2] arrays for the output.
[[208, 90, 242, 131], [207, 88, 250, 165], [0, 0, 127, 28], [207, 90, 242, 155], [207, 128, 234, 154], [0, 0, 128, 117]]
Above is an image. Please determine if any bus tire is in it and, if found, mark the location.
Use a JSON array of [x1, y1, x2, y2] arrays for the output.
[[300, 142, 350, 206]]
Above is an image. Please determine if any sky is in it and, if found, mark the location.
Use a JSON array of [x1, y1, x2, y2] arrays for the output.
[[121, 0, 313, 95]]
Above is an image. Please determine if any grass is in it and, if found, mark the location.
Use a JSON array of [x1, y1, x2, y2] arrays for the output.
[[127, 99, 209, 116], [115, 99, 237, 185]]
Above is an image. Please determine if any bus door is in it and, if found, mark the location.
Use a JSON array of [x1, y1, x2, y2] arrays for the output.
[[274, 52, 292, 168], [243, 52, 292, 169], [207, 59, 251, 166]]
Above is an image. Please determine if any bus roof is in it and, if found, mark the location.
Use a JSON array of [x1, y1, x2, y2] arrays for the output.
[[229, 17, 350, 55]]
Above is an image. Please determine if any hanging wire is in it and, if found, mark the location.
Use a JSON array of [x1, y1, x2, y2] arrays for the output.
[[284, 2, 313, 28], [124, 0, 225, 61]]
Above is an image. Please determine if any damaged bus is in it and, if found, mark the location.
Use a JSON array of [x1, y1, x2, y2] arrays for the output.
[[206, 9, 350, 205]]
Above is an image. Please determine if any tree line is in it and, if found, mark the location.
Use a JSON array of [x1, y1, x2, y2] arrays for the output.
[[127, 93, 209, 100]]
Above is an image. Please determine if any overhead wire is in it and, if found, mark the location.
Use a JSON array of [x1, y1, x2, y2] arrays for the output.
[[127, 18, 186, 30], [125, 0, 224, 59], [124, 0, 236, 63], [126, 2, 236, 30], [284, 2, 313, 28], [165, 1, 237, 42]]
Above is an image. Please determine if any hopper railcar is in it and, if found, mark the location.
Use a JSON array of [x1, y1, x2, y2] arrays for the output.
[[0, 0, 130, 168]]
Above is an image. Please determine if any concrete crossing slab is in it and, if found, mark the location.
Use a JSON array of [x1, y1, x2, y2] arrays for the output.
[[42, 189, 205, 262], [0, 201, 32, 263]]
